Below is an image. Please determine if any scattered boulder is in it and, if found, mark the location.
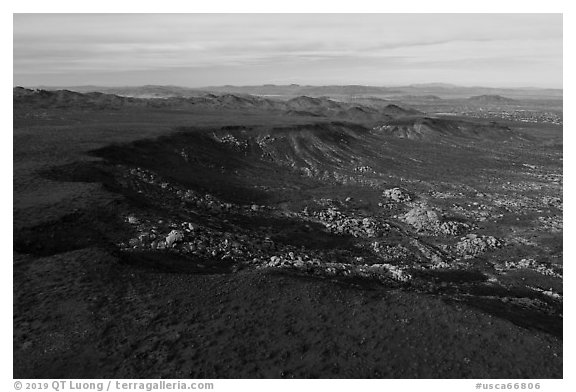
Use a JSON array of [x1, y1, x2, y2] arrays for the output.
[[314, 207, 388, 238], [185, 222, 198, 231], [438, 220, 470, 236], [538, 216, 562, 232], [128, 238, 140, 247], [166, 230, 184, 247], [402, 204, 470, 236], [383, 187, 412, 203], [371, 242, 411, 263], [127, 215, 140, 225], [455, 235, 502, 258], [499, 258, 562, 278], [403, 205, 440, 231], [370, 263, 412, 282]]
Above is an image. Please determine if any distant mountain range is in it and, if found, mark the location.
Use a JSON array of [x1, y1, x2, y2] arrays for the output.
[[13, 87, 420, 124], [467, 95, 517, 104], [13, 87, 522, 142], [27, 83, 563, 100]]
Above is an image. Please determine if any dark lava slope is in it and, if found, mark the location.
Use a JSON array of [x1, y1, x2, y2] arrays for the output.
[[38, 120, 561, 337], [373, 116, 520, 141]]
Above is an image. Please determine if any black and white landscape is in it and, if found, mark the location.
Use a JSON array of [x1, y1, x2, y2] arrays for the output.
[[13, 14, 562, 379]]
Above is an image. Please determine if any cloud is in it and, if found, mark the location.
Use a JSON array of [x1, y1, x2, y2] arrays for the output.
[[13, 14, 562, 88]]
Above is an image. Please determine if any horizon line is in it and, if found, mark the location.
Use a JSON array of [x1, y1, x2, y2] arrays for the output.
[[14, 83, 564, 91]]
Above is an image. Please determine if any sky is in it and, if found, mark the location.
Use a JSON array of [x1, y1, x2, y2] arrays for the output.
[[13, 13, 563, 88]]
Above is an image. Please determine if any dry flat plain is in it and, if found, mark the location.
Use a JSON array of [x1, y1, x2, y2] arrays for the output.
[[13, 86, 562, 378]]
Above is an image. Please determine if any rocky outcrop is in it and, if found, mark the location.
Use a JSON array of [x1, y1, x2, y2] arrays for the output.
[[403, 205, 440, 230], [454, 234, 502, 258], [497, 258, 562, 278], [312, 207, 390, 238], [165, 230, 184, 247], [402, 204, 470, 236], [382, 187, 412, 203]]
